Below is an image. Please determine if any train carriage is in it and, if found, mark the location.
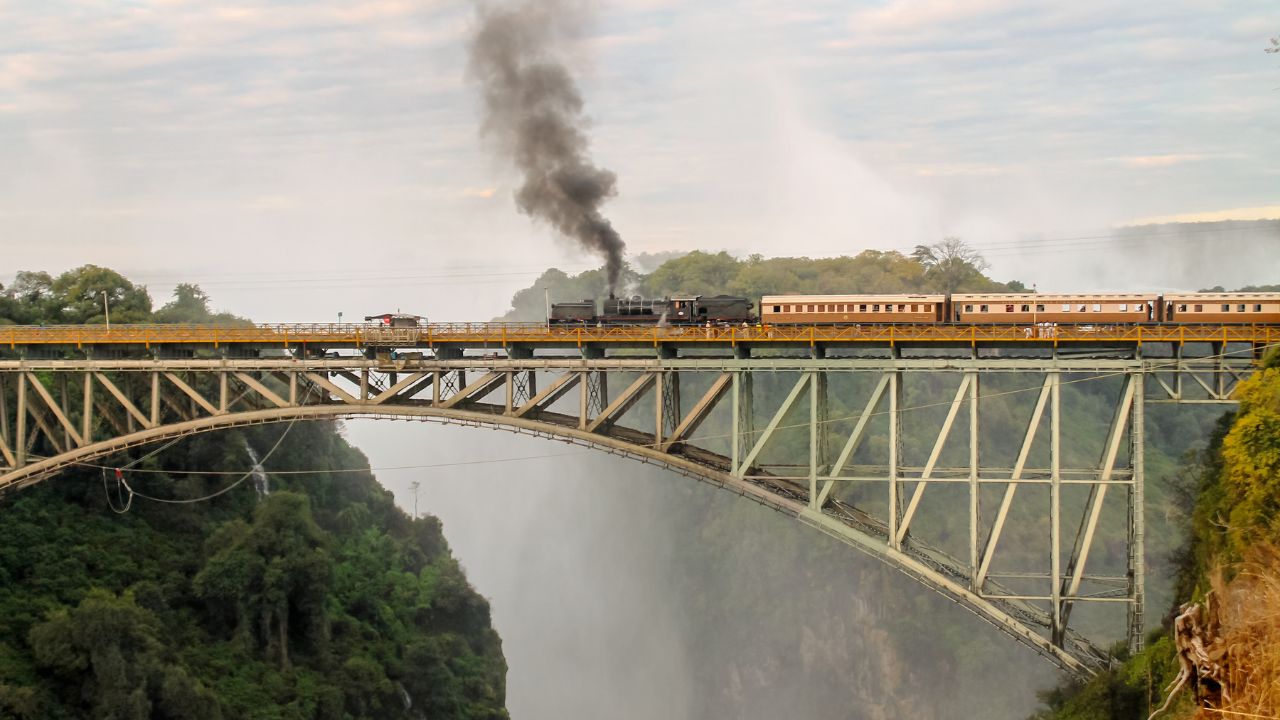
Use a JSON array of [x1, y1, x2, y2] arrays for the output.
[[761, 294, 945, 324], [950, 294, 1158, 324], [1164, 293, 1280, 324]]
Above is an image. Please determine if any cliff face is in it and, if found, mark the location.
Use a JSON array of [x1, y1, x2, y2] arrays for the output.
[[0, 421, 509, 720]]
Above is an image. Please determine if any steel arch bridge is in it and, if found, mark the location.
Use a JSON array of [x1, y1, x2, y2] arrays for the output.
[[0, 323, 1269, 676]]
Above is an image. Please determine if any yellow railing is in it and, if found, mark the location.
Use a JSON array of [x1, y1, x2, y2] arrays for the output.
[[2, 322, 1276, 348]]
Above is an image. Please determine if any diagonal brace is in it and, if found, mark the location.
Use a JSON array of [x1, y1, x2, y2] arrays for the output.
[[586, 373, 656, 433], [512, 372, 581, 418], [974, 374, 1053, 589], [24, 373, 85, 447], [736, 373, 811, 477], [816, 373, 891, 509], [94, 373, 156, 428], [439, 371, 505, 409], [896, 374, 972, 545], [660, 373, 732, 452], [1059, 374, 1136, 623]]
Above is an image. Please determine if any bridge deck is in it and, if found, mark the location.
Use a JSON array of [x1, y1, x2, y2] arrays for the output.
[[3, 322, 1276, 350]]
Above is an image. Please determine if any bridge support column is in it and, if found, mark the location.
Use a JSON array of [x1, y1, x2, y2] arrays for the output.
[[968, 371, 980, 580], [731, 372, 754, 475], [808, 371, 828, 509], [887, 371, 902, 550], [15, 373, 25, 467], [1128, 372, 1146, 654], [1051, 372, 1063, 645]]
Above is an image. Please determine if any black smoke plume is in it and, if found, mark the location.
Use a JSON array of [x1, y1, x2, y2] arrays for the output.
[[469, 0, 625, 294]]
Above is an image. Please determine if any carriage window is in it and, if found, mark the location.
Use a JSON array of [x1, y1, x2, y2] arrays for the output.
[[1222, 304, 1231, 312], [1078, 304, 1088, 313], [859, 304, 868, 312], [1135, 305, 1145, 312], [910, 304, 917, 312], [923, 304, 931, 311], [1194, 304, 1202, 312], [1092, 304, 1101, 312], [1062, 304, 1071, 312], [1255, 305, 1263, 312], [885, 304, 894, 312], [772, 305, 781, 313], [1119, 304, 1128, 312], [979, 305, 989, 312], [1177, 304, 1187, 312], [872, 304, 880, 312], [1020, 304, 1030, 312], [1238, 304, 1246, 312], [898, 304, 907, 312], [1036, 304, 1046, 312], [963, 305, 973, 312], [1005, 304, 1014, 312]]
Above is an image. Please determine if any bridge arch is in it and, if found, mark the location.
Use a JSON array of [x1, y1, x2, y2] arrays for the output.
[[0, 356, 1183, 675], [2, 401, 1104, 675]]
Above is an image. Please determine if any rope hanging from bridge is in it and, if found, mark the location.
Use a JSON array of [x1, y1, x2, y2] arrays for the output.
[[102, 385, 317, 511]]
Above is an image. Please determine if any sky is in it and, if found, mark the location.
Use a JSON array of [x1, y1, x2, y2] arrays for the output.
[[1, 0, 1277, 321]]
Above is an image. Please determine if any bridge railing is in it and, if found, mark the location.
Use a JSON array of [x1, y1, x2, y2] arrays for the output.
[[2, 322, 1275, 347]]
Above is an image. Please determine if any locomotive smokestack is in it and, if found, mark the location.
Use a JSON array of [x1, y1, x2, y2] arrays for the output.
[[469, 0, 626, 295]]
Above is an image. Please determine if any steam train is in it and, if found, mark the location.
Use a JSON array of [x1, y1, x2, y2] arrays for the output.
[[549, 292, 1280, 325]]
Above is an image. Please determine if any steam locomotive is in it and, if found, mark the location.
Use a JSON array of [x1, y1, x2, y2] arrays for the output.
[[550, 292, 1280, 325], [550, 295, 754, 325]]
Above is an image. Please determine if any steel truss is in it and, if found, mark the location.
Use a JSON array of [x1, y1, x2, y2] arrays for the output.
[[0, 355, 1257, 676]]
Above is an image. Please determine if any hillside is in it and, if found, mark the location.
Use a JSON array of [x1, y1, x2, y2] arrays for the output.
[[0, 267, 509, 720]]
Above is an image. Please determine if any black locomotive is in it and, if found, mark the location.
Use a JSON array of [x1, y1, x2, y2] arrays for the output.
[[550, 295, 754, 325]]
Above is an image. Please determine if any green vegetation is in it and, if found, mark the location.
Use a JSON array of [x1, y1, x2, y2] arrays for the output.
[[499, 242, 1016, 321], [0, 266, 508, 719], [1031, 350, 1280, 719]]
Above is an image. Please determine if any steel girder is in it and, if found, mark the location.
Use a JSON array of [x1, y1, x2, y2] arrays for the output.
[[0, 355, 1252, 676]]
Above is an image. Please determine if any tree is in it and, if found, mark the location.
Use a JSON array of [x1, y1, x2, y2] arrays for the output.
[[48, 265, 152, 324], [911, 237, 993, 294], [152, 284, 246, 324], [29, 589, 220, 720], [193, 492, 332, 671]]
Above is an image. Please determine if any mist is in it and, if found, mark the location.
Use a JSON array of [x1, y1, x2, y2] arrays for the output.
[[348, 421, 1060, 719]]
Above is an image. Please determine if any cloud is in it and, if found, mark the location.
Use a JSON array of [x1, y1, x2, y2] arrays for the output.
[[1132, 205, 1280, 224], [1, 0, 1278, 310], [1114, 154, 1204, 168], [846, 0, 1020, 37]]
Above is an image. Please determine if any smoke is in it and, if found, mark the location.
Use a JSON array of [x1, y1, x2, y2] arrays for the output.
[[470, 0, 625, 294]]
